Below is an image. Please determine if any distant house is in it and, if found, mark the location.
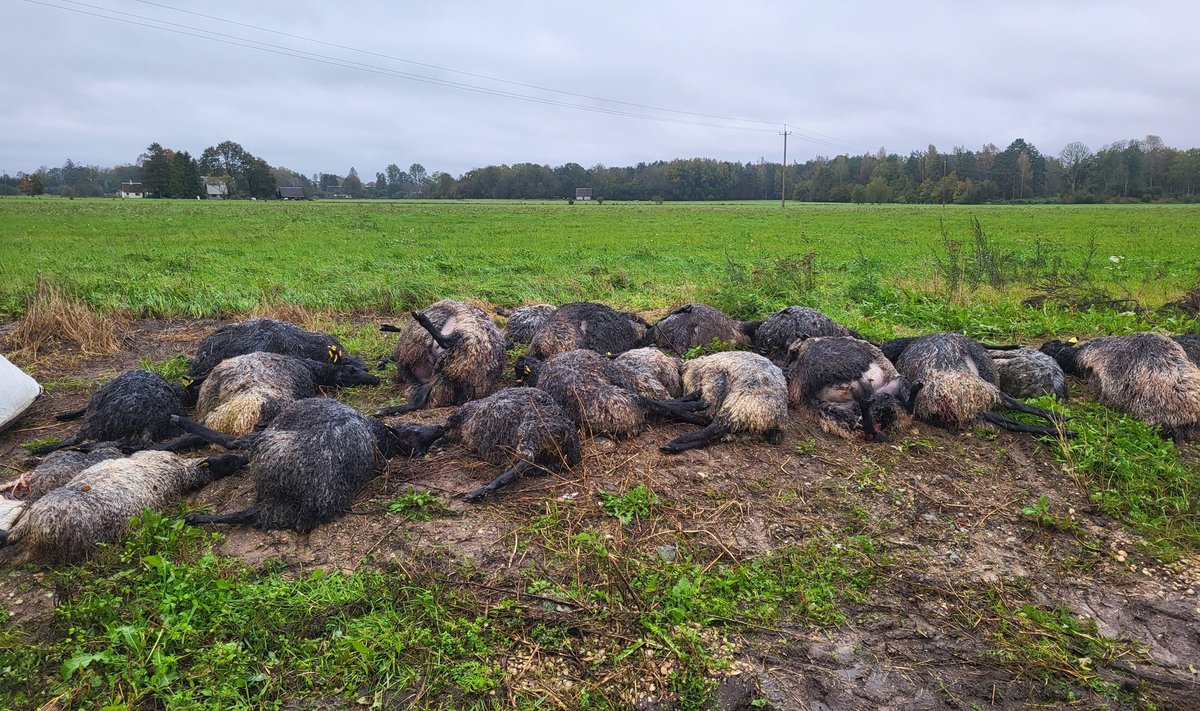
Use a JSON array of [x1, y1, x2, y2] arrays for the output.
[[205, 182, 229, 199], [575, 187, 593, 201], [277, 186, 305, 200], [119, 181, 146, 198]]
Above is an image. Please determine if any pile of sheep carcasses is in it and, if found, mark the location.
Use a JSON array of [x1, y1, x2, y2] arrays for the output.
[[4, 298, 1200, 563]]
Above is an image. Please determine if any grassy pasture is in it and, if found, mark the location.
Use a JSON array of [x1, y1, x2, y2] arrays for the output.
[[2, 198, 1199, 338]]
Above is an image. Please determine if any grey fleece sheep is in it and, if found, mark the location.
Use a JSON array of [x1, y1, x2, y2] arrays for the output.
[[753, 307, 858, 363], [189, 318, 363, 380], [193, 352, 379, 437], [988, 347, 1068, 401], [528, 302, 648, 359], [521, 349, 707, 438], [178, 398, 444, 531], [661, 351, 788, 453], [1041, 333, 1200, 437], [445, 388, 582, 502], [786, 337, 915, 441], [647, 303, 755, 356], [377, 299, 506, 415], [898, 334, 1067, 436], [614, 347, 685, 398], [0, 446, 123, 501], [2, 451, 247, 562], [32, 370, 186, 456], [504, 304, 557, 344]]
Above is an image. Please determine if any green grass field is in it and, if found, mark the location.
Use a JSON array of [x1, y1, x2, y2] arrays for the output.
[[3, 198, 1199, 338]]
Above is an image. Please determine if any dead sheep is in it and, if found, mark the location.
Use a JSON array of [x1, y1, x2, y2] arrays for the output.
[[444, 388, 582, 502], [1041, 333, 1200, 437], [898, 334, 1067, 436], [647, 303, 756, 356], [1171, 334, 1200, 366], [988, 347, 1068, 401], [520, 349, 708, 438], [189, 318, 363, 380], [661, 351, 788, 453], [32, 370, 186, 456], [614, 347, 685, 397], [178, 398, 444, 531], [1, 451, 248, 562], [786, 337, 916, 441], [503, 304, 557, 344], [0, 446, 123, 501], [377, 299, 506, 415], [883, 336, 1019, 366], [752, 306, 859, 363], [194, 352, 379, 437], [528, 302, 648, 359]]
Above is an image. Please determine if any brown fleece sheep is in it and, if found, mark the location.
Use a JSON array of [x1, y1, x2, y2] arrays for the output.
[[528, 302, 648, 359], [378, 299, 506, 415], [648, 303, 754, 356]]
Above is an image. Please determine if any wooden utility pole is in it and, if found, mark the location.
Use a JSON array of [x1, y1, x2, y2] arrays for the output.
[[780, 124, 792, 209]]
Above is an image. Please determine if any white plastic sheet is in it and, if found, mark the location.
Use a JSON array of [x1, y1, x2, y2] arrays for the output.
[[0, 354, 41, 432]]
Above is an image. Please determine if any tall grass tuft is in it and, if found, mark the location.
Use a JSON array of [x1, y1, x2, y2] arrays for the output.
[[7, 276, 125, 358]]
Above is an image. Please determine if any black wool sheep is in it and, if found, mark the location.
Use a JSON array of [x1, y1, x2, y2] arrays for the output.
[[377, 300, 506, 416], [520, 349, 707, 438], [1171, 334, 1200, 366], [177, 398, 444, 531], [32, 370, 186, 456], [647, 303, 756, 356], [786, 337, 916, 441], [528, 302, 648, 359], [189, 318, 362, 380], [661, 351, 788, 453], [503, 304, 557, 345], [2, 451, 247, 562], [752, 306, 858, 363], [1041, 333, 1200, 437], [445, 388, 582, 502], [898, 334, 1067, 436]]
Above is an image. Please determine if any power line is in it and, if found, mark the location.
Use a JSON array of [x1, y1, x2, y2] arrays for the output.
[[23, 0, 870, 151]]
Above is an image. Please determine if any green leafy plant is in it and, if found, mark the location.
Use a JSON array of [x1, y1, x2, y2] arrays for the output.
[[386, 487, 446, 520], [598, 484, 659, 525]]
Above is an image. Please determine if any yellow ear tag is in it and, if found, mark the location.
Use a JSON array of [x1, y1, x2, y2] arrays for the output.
[[181, 377, 193, 387], [1067, 337, 1079, 344], [199, 460, 209, 468], [328, 345, 341, 363], [523, 365, 531, 375]]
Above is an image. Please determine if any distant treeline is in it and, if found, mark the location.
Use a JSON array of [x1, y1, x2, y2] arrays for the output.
[[5, 136, 1199, 203]]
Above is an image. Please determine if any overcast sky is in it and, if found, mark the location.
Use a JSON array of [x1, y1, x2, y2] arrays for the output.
[[4, 0, 1197, 178]]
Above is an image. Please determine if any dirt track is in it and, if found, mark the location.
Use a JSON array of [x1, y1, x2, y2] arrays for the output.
[[2, 317, 1199, 710]]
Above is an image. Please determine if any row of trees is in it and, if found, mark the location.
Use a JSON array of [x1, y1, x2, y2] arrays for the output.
[[5, 136, 1199, 203]]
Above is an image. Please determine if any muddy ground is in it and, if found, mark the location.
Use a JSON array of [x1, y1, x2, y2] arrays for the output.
[[2, 317, 1199, 710]]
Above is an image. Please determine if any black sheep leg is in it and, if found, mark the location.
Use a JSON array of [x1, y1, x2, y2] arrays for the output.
[[464, 460, 539, 502], [374, 385, 432, 417], [997, 393, 1069, 423], [660, 423, 731, 454], [639, 396, 712, 426], [169, 415, 255, 450], [980, 411, 1074, 437]]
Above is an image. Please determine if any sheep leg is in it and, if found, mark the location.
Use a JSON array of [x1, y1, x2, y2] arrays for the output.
[[30, 433, 83, 457], [184, 508, 260, 527], [374, 385, 432, 417], [997, 393, 1069, 423], [169, 415, 253, 450], [0, 471, 32, 495], [379, 323, 403, 333], [464, 460, 539, 503], [411, 311, 458, 350], [142, 433, 214, 453], [388, 424, 446, 457], [54, 408, 87, 422], [660, 423, 731, 454], [640, 396, 712, 426], [980, 411, 1074, 438]]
